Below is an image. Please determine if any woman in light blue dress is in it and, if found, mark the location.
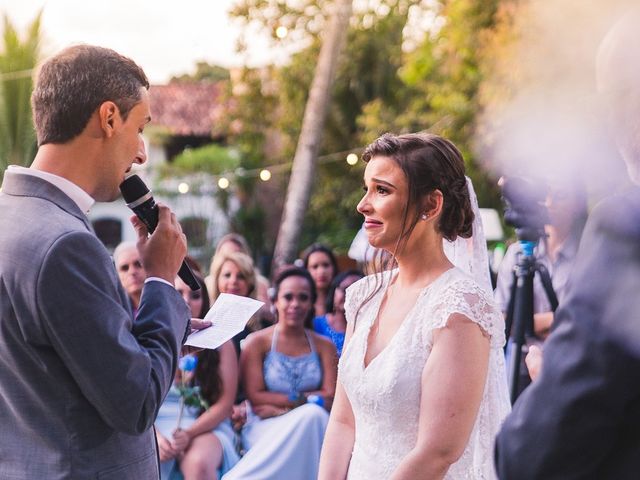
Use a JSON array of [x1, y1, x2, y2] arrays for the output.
[[155, 270, 240, 480], [223, 267, 338, 480]]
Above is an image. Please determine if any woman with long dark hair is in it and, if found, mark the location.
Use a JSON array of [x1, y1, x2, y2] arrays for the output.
[[302, 243, 339, 318], [155, 271, 239, 479], [319, 133, 510, 479]]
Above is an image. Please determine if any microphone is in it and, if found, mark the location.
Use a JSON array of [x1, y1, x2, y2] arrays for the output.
[[120, 174, 200, 291]]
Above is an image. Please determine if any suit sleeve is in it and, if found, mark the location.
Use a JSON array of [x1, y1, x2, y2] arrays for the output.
[[495, 196, 640, 479], [36, 230, 190, 435]]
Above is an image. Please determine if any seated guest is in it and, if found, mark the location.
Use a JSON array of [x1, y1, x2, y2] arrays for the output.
[[211, 251, 268, 355], [155, 272, 240, 480], [206, 233, 272, 313], [223, 267, 337, 480], [301, 243, 339, 318], [313, 270, 364, 356], [113, 241, 145, 315]]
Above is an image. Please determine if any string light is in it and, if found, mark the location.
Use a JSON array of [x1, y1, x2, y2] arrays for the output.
[[259, 169, 272, 181], [276, 26, 288, 39], [159, 147, 364, 196]]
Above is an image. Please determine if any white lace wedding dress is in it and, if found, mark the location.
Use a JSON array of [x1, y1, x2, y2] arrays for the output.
[[339, 267, 511, 479]]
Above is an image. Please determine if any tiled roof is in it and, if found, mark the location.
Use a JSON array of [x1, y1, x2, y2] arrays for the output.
[[149, 82, 227, 137]]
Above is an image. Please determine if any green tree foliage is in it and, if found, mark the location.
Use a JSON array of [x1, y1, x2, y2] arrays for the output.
[[165, 143, 240, 175], [228, 0, 511, 256], [0, 12, 41, 175], [360, 0, 504, 208], [231, 1, 414, 254], [221, 67, 280, 258], [170, 61, 231, 83]]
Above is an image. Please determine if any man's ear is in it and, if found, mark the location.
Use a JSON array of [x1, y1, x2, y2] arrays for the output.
[[98, 101, 120, 138]]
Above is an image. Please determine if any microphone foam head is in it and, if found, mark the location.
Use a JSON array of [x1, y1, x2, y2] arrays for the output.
[[120, 175, 149, 203]]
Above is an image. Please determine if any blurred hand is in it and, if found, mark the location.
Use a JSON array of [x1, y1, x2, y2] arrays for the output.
[[157, 431, 178, 462], [171, 428, 190, 455], [132, 203, 186, 283], [231, 402, 248, 431], [526, 344, 543, 381]]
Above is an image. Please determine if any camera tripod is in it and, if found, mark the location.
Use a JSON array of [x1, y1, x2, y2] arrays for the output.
[[504, 240, 558, 404]]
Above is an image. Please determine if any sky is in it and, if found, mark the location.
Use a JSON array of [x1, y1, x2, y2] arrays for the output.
[[0, 0, 278, 83]]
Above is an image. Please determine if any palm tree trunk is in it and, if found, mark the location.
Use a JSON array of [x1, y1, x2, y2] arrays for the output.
[[272, 0, 353, 270]]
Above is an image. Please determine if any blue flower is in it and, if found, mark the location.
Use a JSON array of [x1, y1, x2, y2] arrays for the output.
[[179, 354, 198, 372]]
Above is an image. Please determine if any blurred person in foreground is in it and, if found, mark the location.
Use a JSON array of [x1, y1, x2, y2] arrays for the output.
[[114, 241, 146, 315], [0, 45, 206, 479], [494, 179, 587, 392], [496, 10, 640, 478]]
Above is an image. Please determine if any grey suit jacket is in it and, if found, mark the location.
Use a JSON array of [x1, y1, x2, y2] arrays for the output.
[[0, 171, 190, 479], [495, 188, 640, 479]]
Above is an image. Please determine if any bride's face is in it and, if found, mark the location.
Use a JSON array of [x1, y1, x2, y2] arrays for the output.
[[357, 155, 412, 251]]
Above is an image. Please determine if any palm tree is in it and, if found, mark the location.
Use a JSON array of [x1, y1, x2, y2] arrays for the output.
[[0, 12, 42, 176], [272, 0, 353, 269]]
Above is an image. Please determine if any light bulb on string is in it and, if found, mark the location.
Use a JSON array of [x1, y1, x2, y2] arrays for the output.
[[260, 169, 272, 181]]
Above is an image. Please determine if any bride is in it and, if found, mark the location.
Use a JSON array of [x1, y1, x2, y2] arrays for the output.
[[318, 133, 510, 479]]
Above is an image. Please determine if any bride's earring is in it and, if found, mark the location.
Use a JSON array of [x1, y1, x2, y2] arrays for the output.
[[421, 213, 428, 221]]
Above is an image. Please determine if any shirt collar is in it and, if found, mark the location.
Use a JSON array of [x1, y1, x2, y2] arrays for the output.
[[8, 165, 95, 214]]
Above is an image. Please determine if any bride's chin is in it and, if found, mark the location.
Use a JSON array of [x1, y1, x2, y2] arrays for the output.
[[367, 235, 382, 248], [368, 237, 390, 251]]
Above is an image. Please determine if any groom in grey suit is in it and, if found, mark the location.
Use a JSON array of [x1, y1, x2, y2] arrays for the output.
[[0, 45, 200, 479]]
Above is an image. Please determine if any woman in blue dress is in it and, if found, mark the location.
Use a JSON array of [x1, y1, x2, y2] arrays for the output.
[[313, 270, 364, 356], [223, 267, 338, 480]]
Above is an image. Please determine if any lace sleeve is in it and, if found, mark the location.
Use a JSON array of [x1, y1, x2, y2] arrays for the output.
[[343, 275, 374, 325], [427, 277, 506, 348]]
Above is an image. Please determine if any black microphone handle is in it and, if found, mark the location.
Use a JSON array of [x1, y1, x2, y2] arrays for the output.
[[177, 262, 201, 291], [132, 201, 200, 292]]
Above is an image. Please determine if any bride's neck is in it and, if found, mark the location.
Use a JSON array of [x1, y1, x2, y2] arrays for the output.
[[394, 230, 451, 289]]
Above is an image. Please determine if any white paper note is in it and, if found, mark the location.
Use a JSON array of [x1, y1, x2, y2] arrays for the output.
[[185, 293, 264, 350]]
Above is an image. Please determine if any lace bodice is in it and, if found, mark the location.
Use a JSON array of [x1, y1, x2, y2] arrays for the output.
[[339, 268, 510, 479]]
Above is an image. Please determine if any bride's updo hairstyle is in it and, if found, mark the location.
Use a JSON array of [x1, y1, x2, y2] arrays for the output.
[[361, 132, 474, 244], [354, 133, 474, 324]]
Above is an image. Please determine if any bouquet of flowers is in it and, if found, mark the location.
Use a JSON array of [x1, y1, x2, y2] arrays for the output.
[[175, 354, 209, 430]]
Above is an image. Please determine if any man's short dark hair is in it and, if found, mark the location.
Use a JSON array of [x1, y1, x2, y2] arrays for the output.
[[31, 45, 150, 146]]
